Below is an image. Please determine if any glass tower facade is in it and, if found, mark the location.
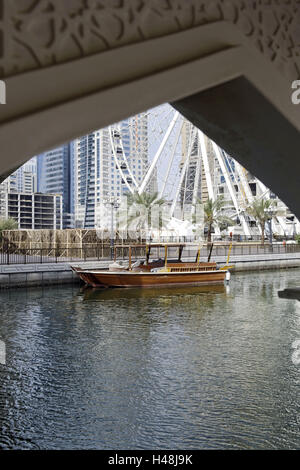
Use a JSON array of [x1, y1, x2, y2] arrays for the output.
[[74, 113, 156, 229], [37, 144, 74, 228]]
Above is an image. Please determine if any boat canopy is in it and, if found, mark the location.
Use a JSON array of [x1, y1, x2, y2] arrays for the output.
[[113, 243, 204, 268]]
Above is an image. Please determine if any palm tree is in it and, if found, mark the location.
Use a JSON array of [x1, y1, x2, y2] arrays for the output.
[[245, 197, 276, 244], [124, 191, 166, 241], [193, 196, 234, 243]]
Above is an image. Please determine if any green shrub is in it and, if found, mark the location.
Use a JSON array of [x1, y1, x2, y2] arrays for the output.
[[0, 218, 18, 241], [295, 234, 300, 244]]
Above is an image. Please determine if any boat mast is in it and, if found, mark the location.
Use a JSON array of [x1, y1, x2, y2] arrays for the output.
[[164, 245, 168, 269], [129, 246, 132, 271]]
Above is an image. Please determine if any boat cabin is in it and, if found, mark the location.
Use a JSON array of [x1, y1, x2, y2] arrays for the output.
[[112, 243, 217, 273]]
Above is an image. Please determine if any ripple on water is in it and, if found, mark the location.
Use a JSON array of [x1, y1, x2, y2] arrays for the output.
[[0, 271, 300, 449]]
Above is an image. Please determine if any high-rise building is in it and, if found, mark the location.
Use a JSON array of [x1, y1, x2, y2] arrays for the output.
[[74, 132, 99, 229], [37, 144, 74, 228], [1, 114, 155, 230], [0, 157, 37, 195], [180, 122, 216, 207], [18, 158, 37, 194], [74, 113, 156, 229], [1, 192, 63, 230], [0, 157, 37, 220], [120, 114, 157, 195]]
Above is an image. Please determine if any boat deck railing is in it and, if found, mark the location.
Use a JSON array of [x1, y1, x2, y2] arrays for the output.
[[169, 266, 217, 273], [167, 262, 217, 272]]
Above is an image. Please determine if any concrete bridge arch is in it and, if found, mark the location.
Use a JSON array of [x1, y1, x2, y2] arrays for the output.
[[0, 1, 299, 216]]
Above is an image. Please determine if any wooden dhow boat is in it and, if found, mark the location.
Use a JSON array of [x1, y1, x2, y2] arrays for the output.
[[71, 243, 233, 288]]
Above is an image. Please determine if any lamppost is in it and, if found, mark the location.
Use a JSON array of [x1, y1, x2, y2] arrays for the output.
[[265, 208, 274, 245], [239, 210, 246, 241], [104, 196, 120, 260], [293, 219, 296, 240]]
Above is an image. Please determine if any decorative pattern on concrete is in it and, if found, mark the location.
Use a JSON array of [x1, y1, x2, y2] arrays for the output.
[[1, 0, 300, 80]]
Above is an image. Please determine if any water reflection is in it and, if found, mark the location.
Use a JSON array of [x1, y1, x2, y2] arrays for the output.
[[81, 284, 226, 301], [0, 270, 299, 449]]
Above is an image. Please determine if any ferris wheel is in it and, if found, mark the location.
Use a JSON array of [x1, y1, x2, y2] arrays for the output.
[[108, 103, 292, 237], [108, 105, 201, 217]]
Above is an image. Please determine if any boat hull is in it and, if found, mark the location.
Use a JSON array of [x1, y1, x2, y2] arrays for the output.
[[75, 269, 227, 288]]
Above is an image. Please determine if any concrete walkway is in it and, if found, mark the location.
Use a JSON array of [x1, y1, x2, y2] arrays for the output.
[[0, 252, 300, 289]]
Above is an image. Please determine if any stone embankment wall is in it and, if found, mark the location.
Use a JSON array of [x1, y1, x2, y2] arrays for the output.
[[1, 255, 300, 289]]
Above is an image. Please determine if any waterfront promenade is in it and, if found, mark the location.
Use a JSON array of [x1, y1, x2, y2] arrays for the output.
[[1, 247, 300, 288]]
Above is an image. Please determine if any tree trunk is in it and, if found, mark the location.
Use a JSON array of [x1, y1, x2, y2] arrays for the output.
[[207, 224, 212, 243], [261, 223, 265, 245]]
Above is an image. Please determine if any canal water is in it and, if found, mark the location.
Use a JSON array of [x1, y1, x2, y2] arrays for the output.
[[0, 269, 299, 450]]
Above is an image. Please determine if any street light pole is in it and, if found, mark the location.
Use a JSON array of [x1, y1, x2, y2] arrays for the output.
[[265, 208, 274, 245], [110, 201, 114, 260], [267, 217, 273, 245], [293, 219, 296, 240], [105, 196, 120, 260]]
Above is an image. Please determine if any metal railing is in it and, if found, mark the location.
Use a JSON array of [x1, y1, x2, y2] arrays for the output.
[[0, 246, 112, 265], [197, 243, 300, 259], [137, 243, 300, 261], [0, 242, 300, 265]]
